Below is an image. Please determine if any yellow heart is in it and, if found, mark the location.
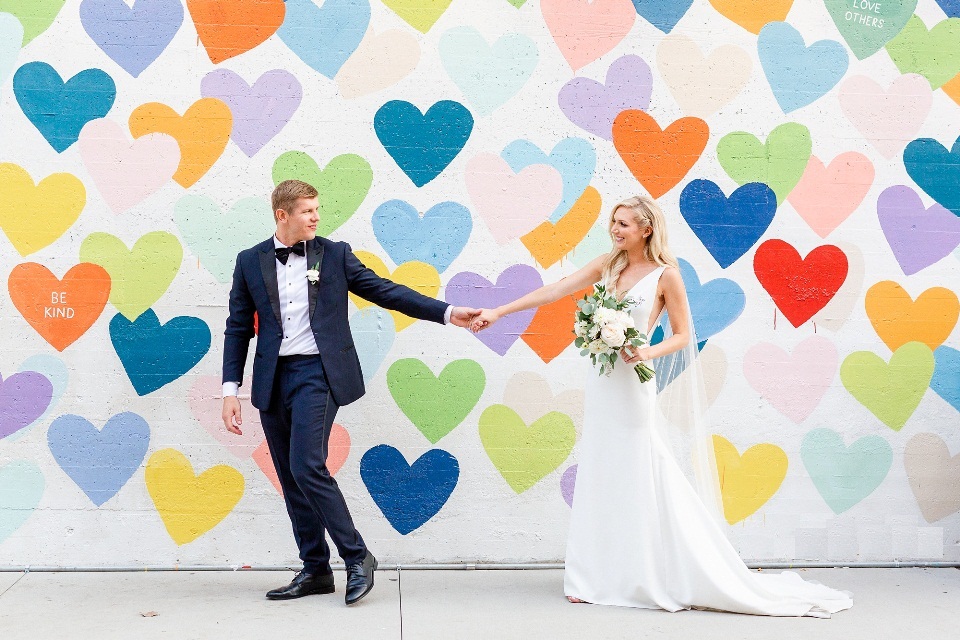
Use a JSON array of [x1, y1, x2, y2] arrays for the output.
[[712, 435, 788, 525], [349, 251, 440, 331], [865, 281, 959, 352], [145, 448, 244, 545], [521, 186, 602, 269], [0, 163, 85, 256]]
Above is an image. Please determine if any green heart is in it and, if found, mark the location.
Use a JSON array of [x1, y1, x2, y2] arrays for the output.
[[479, 404, 575, 494], [381, 0, 453, 33], [272, 151, 372, 237], [886, 14, 960, 89], [0, 0, 66, 45], [79, 231, 182, 321], [174, 195, 276, 283], [800, 428, 893, 514], [506, 0, 527, 7], [387, 358, 486, 444], [840, 341, 935, 431], [716, 122, 811, 205], [824, 0, 916, 60]]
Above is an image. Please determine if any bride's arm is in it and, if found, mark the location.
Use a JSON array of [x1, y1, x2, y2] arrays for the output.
[[624, 266, 691, 362]]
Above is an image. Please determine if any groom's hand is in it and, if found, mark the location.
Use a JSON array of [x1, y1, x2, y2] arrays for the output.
[[449, 306, 480, 328], [222, 396, 243, 435]]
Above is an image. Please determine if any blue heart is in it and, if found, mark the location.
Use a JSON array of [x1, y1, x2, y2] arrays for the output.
[[278, 0, 369, 79], [904, 135, 960, 217], [678, 258, 745, 342], [501, 138, 596, 223], [631, 0, 693, 33], [349, 308, 396, 384], [374, 100, 473, 187], [360, 445, 459, 535], [758, 21, 848, 113], [47, 412, 150, 506], [13, 61, 116, 152], [679, 180, 777, 268], [650, 322, 706, 392], [932, 346, 960, 412], [372, 199, 472, 272], [79, 0, 184, 78], [937, 0, 960, 18], [110, 310, 211, 396]]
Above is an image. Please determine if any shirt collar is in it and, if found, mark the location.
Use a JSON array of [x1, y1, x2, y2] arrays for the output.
[[273, 236, 305, 251]]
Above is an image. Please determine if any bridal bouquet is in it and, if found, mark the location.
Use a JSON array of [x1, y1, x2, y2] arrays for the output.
[[574, 284, 655, 382]]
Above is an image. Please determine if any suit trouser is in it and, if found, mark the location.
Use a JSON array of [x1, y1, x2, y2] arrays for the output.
[[259, 354, 366, 572]]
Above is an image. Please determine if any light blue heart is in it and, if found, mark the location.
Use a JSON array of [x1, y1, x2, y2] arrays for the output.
[[350, 308, 395, 384], [0, 461, 43, 543], [502, 138, 596, 223], [439, 26, 538, 115], [278, 0, 369, 79], [678, 258, 745, 342], [0, 12, 23, 88], [12, 354, 68, 437], [758, 21, 848, 113], [932, 346, 960, 412], [801, 428, 893, 514], [372, 199, 471, 273], [631, 0, 693, 33]]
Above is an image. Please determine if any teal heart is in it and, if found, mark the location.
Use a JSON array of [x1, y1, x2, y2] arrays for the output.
[[801, 428, 892, 514], [0, 460, 44, 542], [174, 195, 276, 283], [824, 0, 916, 59]]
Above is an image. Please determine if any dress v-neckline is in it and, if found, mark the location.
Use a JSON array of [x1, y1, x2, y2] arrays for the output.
[[619, 265, 663, 297]]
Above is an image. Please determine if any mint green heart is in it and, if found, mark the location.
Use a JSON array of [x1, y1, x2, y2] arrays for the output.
[[479, 404, 575, 494], [506, 0, 527, 6], [886, 14, 960, 89], [272, 151, 373, 237], [840, 341, 935, 431], [800, 428, 892, 514], [570, 220, 611, 268], [0, 0, 66, 45], [387, 358, 486, 444], [0, 461, 44, 542], [439, 26, 538, 115], [716, 122, 812, 205], [174, 196, 276, 283], [79, 231, 182, 321], [824, 0, 916, 60]]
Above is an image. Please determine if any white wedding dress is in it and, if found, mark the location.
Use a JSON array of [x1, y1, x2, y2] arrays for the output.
[[563, 267, 853, 617]]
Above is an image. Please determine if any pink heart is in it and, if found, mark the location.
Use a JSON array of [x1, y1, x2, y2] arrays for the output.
[[541, 0, 636, 72], [253, 423, 351, 494], [838, 74, 932, 159], [78, 118, 180, 213], [787, 153, 874, 238], [188, 375, 264, 458], [743, 336, 838, 424], [465, 153, 563, 245]]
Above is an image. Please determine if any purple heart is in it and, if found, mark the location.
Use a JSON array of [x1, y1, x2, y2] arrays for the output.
[[200, 69, 303, 157], [1, 372, 54, 439], [446, 265, 542, 356], [79, 0, 184, 78], [878, 185, 960, 276], [561, 464, 577, 507], [558, 54, 653, 140]]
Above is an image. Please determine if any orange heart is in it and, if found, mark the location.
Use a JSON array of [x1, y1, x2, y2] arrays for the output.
[[252, 423, 351, 494], [521, 287, 592, 364], [942, 72, 960, 106], [186, 0, 286, 64], [865, 281, 959, 352], [8, 263, 111, 351], [612, 110, 709, 199], [708, 0, 794, 35], [521, 186, 602, 269], [129, 98, 232, 188]]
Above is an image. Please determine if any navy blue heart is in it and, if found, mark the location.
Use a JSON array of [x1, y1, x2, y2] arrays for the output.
[[374, 100, 473, 187], [372, 199, 472, 273], [13, 61, 116, 152], [904, 135, 960, 217], [110, 309, 211, 396], [360, 445, 459, 535], [679, 179, 778, 268]]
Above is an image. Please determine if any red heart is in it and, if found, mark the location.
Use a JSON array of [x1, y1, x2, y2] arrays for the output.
[[753, 240, 848, 328]]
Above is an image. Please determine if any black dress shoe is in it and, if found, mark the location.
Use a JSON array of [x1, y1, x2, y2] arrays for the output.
[[266, 571, 335, 600], [344, 552, 377, 605]]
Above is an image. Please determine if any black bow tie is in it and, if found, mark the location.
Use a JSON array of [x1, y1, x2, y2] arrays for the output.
[[275, 242, 305, 264]]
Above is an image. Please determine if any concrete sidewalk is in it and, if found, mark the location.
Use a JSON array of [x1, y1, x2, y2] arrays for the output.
[[0, 568, 957, 639]]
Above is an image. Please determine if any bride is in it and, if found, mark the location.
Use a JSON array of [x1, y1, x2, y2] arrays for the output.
[[471, 196, 853, 617]]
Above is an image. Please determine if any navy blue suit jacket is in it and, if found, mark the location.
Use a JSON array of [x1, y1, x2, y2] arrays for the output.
[[223, 237, 448, 410]]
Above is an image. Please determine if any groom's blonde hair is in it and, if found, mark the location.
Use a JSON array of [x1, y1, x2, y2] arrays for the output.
[[272, 180, 319, 221]]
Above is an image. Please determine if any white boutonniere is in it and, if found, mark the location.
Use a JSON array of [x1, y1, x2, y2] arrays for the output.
[[306, 261, 320, 284]]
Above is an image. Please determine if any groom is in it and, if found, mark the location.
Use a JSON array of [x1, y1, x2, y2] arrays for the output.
[[221, 179, 478, 605]]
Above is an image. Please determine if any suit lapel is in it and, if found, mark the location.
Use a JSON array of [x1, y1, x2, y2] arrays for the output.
[[259, 241, 282, 327], [308, 238, 324, 320]]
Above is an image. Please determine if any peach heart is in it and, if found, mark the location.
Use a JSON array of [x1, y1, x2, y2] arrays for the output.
[[188, 375, 264, 458], [336, 28, 420, 99], [657, 34, 752, 118], [541, 0, 636, 71], [502, 371, 584, 434], [787, 153, 874, 238], [838, 74, 932, 159], [252, 423, 351, 494]]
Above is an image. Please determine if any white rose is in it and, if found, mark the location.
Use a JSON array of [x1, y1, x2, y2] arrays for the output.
[[600, 324, 626, 348], [587, 339, 608, 355], [594, 307, 615, 325]]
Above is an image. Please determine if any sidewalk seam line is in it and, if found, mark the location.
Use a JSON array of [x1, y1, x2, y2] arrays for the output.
[[0, 572, 25, 599]]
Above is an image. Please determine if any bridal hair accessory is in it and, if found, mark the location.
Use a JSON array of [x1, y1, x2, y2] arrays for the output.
[[574, 284, 655, 382]]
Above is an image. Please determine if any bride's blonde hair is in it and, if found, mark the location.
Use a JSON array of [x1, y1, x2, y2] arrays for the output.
[[601, 195, 679, 294]]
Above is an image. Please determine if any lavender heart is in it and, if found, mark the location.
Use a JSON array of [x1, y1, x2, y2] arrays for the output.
[[878, 185, 960, 276], [1, 372, 54, 439], [561, 464, 577, 507], [446, 265, 542, 356], [558, 54, 653, 140], [200, 69, 302, 157], [79, 0, 184, 78]]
